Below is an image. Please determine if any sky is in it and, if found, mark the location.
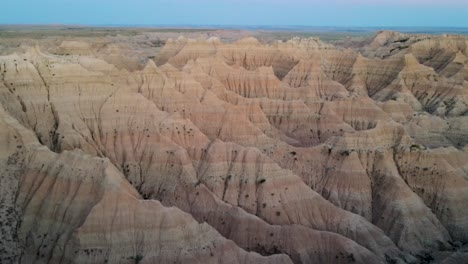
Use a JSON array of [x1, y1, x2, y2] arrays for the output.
[[1, 0, 468, 27]]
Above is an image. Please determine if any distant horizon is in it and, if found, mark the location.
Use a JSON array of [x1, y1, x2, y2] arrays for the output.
[[1, 24, 468, 36]]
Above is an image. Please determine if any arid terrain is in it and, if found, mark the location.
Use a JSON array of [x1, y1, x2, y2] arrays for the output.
[[1, 27, 468, 264]]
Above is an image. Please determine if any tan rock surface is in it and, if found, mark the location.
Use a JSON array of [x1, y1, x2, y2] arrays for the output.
[[1, 30, 468, 264]]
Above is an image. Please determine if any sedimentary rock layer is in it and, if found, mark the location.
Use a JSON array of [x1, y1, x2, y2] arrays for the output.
[[1, 31, 468, 264]]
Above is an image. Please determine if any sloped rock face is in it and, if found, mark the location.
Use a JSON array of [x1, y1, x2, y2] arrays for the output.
[[1, 31, 468, 264]]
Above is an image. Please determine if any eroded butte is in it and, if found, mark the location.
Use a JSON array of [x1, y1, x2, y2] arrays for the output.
[[1, 30, 468, 264]]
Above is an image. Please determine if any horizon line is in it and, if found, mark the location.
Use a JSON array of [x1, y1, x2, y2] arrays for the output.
[[1, 24, 468, 31]]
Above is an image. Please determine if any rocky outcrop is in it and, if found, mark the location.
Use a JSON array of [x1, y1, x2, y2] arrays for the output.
[[1, 31, 468, 264]]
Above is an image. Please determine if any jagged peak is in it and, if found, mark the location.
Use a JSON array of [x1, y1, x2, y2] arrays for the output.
[[159, 62, 179, 73], [372, 30, 408, 46], [235, 37, 261, 45], [177, 36, 188, 42], [143, 59, 159, 73], [403, 53, 435, 73], [353, 52, 369, 67], [453, 50, 467, 64], [281, 37, 332, 49], [162, 36, 189, 45], [207, 36, 222, 44], [404, 53, 421, 66]]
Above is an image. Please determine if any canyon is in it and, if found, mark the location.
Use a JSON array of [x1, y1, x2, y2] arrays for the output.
[[0, 29, 468, 264]]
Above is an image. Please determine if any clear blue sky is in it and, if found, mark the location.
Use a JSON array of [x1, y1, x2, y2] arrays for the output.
[[2, 0, 468, 27]]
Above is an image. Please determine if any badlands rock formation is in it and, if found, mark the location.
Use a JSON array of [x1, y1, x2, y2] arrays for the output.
[[0, 30, 468, 264]]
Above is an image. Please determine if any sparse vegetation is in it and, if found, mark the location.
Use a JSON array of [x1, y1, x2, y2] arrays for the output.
[[443, 98, 456, 109], [129, 254, 144, 264], [416, 253, 434, 264], [410, 144, 425, 151]]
